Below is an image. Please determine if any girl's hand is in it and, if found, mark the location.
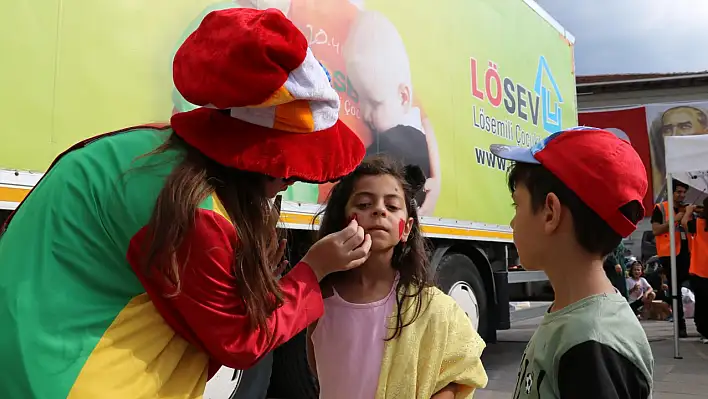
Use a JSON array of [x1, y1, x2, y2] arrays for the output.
[[431, 384, 457, 399], [301, 219, 372, 281]]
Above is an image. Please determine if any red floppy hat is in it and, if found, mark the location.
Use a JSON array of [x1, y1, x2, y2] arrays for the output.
[[171, 7, 365, 183]]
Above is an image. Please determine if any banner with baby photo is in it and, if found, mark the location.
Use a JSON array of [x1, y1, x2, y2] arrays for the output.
[[279, 0, 578, 226], [3, 0, 577, 228], [645, 102, 708, 203]]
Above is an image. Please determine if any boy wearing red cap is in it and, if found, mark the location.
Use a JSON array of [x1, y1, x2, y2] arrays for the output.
[[490, 127, 654, 398]]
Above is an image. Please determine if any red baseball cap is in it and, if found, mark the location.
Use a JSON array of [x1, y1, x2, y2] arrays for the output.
[[490, 127, 648, 237]]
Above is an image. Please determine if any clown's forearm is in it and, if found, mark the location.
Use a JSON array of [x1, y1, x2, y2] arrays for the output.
[[128, 209, 324, 370]]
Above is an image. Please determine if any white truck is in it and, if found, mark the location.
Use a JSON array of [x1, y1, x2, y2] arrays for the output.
[[0, 0, 576, 397]]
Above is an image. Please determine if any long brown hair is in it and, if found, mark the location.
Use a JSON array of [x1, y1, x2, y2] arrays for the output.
[[316, 156, 432, 340], [142, 133, 283, 335]]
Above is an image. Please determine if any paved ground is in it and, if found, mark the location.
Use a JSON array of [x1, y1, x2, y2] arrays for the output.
[[476, 308, 708, 398]]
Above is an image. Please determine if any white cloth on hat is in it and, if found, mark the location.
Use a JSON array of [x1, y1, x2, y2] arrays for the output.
[[211, 48, 339, 134]]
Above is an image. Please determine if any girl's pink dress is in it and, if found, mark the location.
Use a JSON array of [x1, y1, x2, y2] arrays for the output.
[[311, 277, 398, 399]]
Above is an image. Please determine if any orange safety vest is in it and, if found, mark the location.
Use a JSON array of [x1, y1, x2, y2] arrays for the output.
[[655, 201, 693, 257], [690, 218, 708, 278]]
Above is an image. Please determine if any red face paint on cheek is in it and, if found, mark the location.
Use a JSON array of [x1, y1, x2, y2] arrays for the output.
[[398, 219, 405, 240], [345, 213, 358, 227]]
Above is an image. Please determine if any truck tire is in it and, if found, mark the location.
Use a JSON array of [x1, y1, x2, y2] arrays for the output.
[[203, 353, 274, 399], [230, 353, 273, 399], [267, 329, 319, 399], [203, 366, 243, 399], [435, 253, 489, 337]]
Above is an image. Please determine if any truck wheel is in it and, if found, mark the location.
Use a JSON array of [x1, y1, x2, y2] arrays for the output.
[[267, 329, 319, 399], [204, 353, 274, 399], [203, 366, 243, 399], [230, 353, 274, 399], [435, 253, 489, 337]]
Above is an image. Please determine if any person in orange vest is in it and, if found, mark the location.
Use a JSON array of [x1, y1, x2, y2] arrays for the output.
[[681, 197, 708, 344], [651, 179, 691, 337]]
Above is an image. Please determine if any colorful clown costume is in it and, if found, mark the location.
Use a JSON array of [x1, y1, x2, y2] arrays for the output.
[[0, 127, 323, 398], [0, 7, 364, 399]]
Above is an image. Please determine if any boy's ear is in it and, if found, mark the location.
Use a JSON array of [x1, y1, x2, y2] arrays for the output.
[[400, 217, 415, 242], [543, 192, 563, 234], [398, 83, 411, 108]]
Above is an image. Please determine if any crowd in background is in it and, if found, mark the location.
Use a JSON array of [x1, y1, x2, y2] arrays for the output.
[[604, 180, 708, 343]]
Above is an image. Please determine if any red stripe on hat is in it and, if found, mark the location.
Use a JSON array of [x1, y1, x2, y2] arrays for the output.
[[173, 8, 308, 109]]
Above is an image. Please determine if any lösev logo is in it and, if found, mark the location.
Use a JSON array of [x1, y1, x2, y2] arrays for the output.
[[469, 56, 565, 148], [533, 56, 563, 134]]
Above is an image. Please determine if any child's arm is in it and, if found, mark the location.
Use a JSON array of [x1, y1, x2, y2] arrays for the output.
[[641, 278, 654, 296], [431, 383, 457, 399], [126, 210, 324, 370], [306, 320, 318, 377], [557, 341, 651, 398], [681, 205, 695, 230]]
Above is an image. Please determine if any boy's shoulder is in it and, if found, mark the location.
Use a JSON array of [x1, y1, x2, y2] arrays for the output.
[[540, 294, 649, 350], [526, 294, 653, 396]]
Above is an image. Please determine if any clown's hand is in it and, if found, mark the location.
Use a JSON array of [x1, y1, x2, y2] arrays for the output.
[[301, 219, 372, 281]]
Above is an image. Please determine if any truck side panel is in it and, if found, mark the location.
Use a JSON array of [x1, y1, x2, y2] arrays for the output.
[[1, 0, 576, 235]]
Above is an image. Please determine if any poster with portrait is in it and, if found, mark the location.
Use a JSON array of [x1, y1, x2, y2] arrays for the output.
[[578, 106, 654, 212], [646, 102, 708, 203]]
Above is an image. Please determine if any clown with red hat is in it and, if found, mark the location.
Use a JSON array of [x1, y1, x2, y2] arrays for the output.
[[0, 7, 369, 398]]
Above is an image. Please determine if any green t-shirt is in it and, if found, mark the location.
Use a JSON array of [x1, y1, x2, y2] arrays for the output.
[[513, 293, 653, 399]]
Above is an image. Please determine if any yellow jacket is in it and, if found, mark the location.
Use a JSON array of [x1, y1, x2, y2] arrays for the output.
[[375, 286, 488, 398]]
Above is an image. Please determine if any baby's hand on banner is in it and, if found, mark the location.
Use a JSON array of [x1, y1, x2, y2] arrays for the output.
[[419, 177, 441, 216]]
